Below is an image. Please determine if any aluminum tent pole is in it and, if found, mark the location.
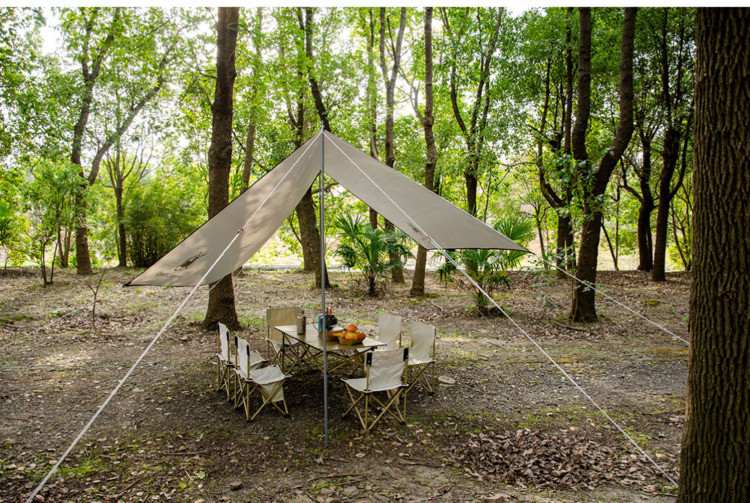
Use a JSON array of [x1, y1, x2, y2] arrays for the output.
[[319, 128, 329, 447]]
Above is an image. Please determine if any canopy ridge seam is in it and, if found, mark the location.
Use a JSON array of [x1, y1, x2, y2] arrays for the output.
[[25, 132, 322, 503], [328, 137, 677, 488]]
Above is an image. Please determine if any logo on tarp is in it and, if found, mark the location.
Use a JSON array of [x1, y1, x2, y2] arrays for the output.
[[175, 252, 205, 271]]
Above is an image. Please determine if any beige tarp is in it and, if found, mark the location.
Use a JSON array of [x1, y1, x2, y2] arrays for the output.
[[127, 131, 526, 287]]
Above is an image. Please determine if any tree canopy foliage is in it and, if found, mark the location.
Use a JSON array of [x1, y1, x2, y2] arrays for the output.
[[0, 7, 696, 314]]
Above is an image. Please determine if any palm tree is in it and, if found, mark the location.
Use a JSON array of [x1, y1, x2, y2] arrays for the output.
[[334, 215, 412, 296], [438, 214, 535, 315]]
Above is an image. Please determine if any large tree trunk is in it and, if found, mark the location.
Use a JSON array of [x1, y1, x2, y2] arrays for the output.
[[73, 96, 94, 275], [204, 7, 240, 331], [410, 7, 437, 297], [379, 7, 407, 284], [296, 187, 329, 288], [289, 96, 318, 276], [678, 9, 750, 501], [297, 7, 330, 288], [570, 8, 636, 322], [74, 194, 93, 275]]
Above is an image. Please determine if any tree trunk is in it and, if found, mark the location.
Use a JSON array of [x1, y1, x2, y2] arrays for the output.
[[636, 135, 655, 271], [241, 8, 263, 192], [289, 96, 318, 276], [296, 187, 329, 287], [57, 227, 70, 268], [379, 7, 407, 285], [652, 126, 680, 281], [555, 214, 575, 274], [570, 8, 636, 322], [115, 184, 127, 267], [570, 9, 591, 164], [410, 7, 437, 298], [678, 9, 750, 502], [204, 7, 240, 331], [368, 275, 376, 297], [365, 9, 380, 232], [74, 193, 93, 275], [72, 78, 98, 277], [298, 7, 331, 288], [303, 8, 331, 132], [464, 170, 479, 217]]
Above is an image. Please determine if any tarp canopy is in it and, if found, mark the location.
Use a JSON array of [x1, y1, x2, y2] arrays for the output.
[[127, 131, 526, 287]]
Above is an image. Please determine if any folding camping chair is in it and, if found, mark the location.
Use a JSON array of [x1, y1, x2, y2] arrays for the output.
[[406, 322, 437, 394], [216, 322, 236, 400], [376, 312, 402, 350], [238, 365, 290, 422], [266, 307, 302, 370], [232, 337, 267, 408], [344, 312, 402, 375], [342, 347, 409, 432]]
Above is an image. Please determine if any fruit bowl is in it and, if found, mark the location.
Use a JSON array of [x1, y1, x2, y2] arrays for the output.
[[338, 332, 366, 345]]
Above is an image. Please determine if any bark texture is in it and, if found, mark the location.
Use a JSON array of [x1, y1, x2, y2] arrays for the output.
[[652, 8, 692, 282], [636, 132, 655, 271], [204, 7, 240, 331], [410, 7, 437, 297], [294, 7, 331, 288], [678, 8, 750, 502], [570, 8, 636, 322], [379, 7, 407, 284]]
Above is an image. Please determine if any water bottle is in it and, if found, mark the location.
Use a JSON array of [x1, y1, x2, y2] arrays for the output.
[[296, 313, 306, 334]]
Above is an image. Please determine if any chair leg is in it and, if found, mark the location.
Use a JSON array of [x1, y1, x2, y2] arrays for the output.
[[216, 358, 221, 391], [225, 365, 234, 401], [248, 382, 286, 422], [366, 390, 404, 432], [344, 386, 368, 431], [407, 364, 435, 394]]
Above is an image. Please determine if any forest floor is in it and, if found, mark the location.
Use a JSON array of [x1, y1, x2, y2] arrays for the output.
[[0, 266, 689, 503]]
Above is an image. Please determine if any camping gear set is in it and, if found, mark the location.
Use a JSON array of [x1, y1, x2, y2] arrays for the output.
[[27, 129, 678, 503], [127, 130, 525, 446]]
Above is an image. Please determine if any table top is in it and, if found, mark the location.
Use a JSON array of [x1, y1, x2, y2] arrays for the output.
[[274, 324, 385, 352]]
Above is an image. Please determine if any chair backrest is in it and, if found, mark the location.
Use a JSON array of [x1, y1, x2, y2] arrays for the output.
[[218, 322, 231, 360], [266, 306, 300, 338], [236, 336, 250, 374], [366, 348, 408, 391], [377, 312, 402, 349], [411, 322, 436, 361], [248, 349, 264, 369]]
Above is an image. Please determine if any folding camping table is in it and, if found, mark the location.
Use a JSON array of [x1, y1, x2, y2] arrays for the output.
[[273, 324, 384, 374]]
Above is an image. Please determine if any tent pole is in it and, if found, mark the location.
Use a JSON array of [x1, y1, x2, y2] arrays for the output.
[[320, 128, 328, 447]]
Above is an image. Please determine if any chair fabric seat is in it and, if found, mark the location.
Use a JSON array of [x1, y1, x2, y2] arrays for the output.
[[248, 365, 288, 403], [248, 365, 287, 385], [343, 377, 405, 394]]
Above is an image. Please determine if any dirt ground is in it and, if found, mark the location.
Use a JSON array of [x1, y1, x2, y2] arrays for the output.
[[0, 266, 689, 502]]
